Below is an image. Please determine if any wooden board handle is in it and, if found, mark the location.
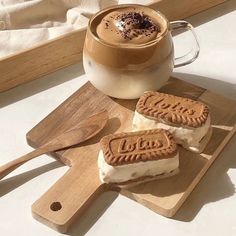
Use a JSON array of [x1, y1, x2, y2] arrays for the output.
[[31, 165, 105, 233]]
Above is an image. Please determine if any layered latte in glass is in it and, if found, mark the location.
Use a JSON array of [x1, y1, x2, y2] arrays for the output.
[[83, 4, 199, 99]]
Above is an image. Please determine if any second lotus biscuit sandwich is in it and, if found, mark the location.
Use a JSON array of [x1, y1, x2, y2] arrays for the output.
[[98, 129, 179, 185], [133, 91, 212, 153]]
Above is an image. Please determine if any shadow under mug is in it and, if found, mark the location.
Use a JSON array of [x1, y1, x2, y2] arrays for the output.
[[83, 4, 200, 99]]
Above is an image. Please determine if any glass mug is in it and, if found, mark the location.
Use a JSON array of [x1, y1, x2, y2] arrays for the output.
[[83, 4, 199, 99]]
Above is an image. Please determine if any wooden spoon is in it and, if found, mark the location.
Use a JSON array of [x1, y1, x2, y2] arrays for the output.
[[0, 110, 108, 180]]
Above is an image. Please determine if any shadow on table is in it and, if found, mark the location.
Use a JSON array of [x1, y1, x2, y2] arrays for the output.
[[0, 63, 85, 108], [173, 134, 236, 222], [68, 191, 119, 236], [0, 161, 63, 197], [173, 72, 236, 101]]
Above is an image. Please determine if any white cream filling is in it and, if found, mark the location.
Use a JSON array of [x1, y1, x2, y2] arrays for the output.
[[132, 111, 211, 150], [98, 150, 179, 183]]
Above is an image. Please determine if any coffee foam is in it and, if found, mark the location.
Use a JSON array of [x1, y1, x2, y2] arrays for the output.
[[96, 7, 161, 45], [89, 5, 167, 46]]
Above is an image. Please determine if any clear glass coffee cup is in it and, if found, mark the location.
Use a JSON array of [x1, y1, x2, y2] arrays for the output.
[[83, 4, 199, 99]]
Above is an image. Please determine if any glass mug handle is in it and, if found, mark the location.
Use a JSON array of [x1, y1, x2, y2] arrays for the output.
[[170, 20, 200, 68]]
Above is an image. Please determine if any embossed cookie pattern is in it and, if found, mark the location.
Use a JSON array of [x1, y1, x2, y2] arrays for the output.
[[136, 91, 209, 128], [100, 129, 177, 166]]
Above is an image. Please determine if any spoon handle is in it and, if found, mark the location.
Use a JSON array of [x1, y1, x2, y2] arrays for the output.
[[0, 148, 46, 180], [0, 110, 108, 181]]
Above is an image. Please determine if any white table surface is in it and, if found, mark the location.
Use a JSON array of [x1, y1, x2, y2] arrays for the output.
[[1, 1, 236, 235]]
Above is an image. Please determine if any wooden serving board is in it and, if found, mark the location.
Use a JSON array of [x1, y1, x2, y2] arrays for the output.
[[27, 78, 236, 233]]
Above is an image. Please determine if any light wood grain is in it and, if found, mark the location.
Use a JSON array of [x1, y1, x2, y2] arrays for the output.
[[149, 0, 227, 20], [27, 78, 236, 233], [32, 166, 106, 233], [0, 0, 227, 92], [0, 110, 108, 180], [0, 28, 86, 93]]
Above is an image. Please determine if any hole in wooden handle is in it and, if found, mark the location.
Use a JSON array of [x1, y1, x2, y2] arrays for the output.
[[50, 202, 62, 211]]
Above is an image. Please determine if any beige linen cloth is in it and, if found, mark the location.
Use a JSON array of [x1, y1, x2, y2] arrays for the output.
[[0, 0, 153, 58], [0, 0, 120, 58]]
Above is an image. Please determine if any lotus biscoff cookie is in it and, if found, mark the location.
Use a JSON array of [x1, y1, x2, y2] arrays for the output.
[[133, 91, 212, 153], [98, 129, 179, 185]]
